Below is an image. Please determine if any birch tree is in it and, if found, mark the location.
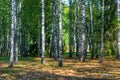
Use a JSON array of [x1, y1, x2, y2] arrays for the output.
[[41, 0, 45, 64], [58, 0, 63, 67], [89, 0, 94, 59], [75, 0, 79, 56], [99, 0, 104, 63], [80, 0, 86, 62], [8, 0, 17, 67]]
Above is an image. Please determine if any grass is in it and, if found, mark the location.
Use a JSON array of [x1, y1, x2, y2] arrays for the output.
[[0, 56, 120, 80]]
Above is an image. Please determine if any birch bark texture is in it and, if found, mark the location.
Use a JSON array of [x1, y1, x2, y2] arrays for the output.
[[50, 0, 56, 58], [41, 0, 45, 64], [8, 0, 17, 68], [80, 0, 86, 62]]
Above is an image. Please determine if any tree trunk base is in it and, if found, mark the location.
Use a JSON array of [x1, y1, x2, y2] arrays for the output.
[[41, 57, 45, 64], [8, 61, 13, 68], [98, 59, 103, 64], [58, 58, 63, 67], [96, 54, 99, 59], [80, 54, 86, 62]]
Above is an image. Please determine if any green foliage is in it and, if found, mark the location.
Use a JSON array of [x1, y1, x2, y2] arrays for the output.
[[0, 0, 118, 57]]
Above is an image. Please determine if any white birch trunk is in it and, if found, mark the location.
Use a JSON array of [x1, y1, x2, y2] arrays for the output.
[[41, 0, 45, 64], [80, 0, 86, 62], [9, 0, 17, 67]]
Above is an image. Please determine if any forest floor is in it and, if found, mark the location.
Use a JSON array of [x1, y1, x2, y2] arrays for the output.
[[0, 56, 120, 80]]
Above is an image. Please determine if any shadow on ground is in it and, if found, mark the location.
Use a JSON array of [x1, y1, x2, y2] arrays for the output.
[[0, 67, 109, 80], [0, 57, 120, 80]]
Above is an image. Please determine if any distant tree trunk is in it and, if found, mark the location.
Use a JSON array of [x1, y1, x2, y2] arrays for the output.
[[89, 0, 94, 59], [99, 0, 104, 63], [0, 20, 2, 56], [20, 24, 23, 57], [0, 20, 1, 57], [1, 18, 3, 56], [80, 0, 86, 62], [49, 0, 55, 57], [8, 0, 11, 56], [18, 0, 23, 57], [58, 0, 63, 67], [14, 31, 18, 63], [95, 0, 99, 59], [2, 17, 7, 56], [53, 0, 57, 59], [37, 16, 41, 57], [8, 0, 17, 68], [117, 0, 120, 59], [69, 0, 73, 58], [75, 0, 79, 57], [49, 24, 54, 57], [49, 31, 53, 57], [85, 2, 90, 59]]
